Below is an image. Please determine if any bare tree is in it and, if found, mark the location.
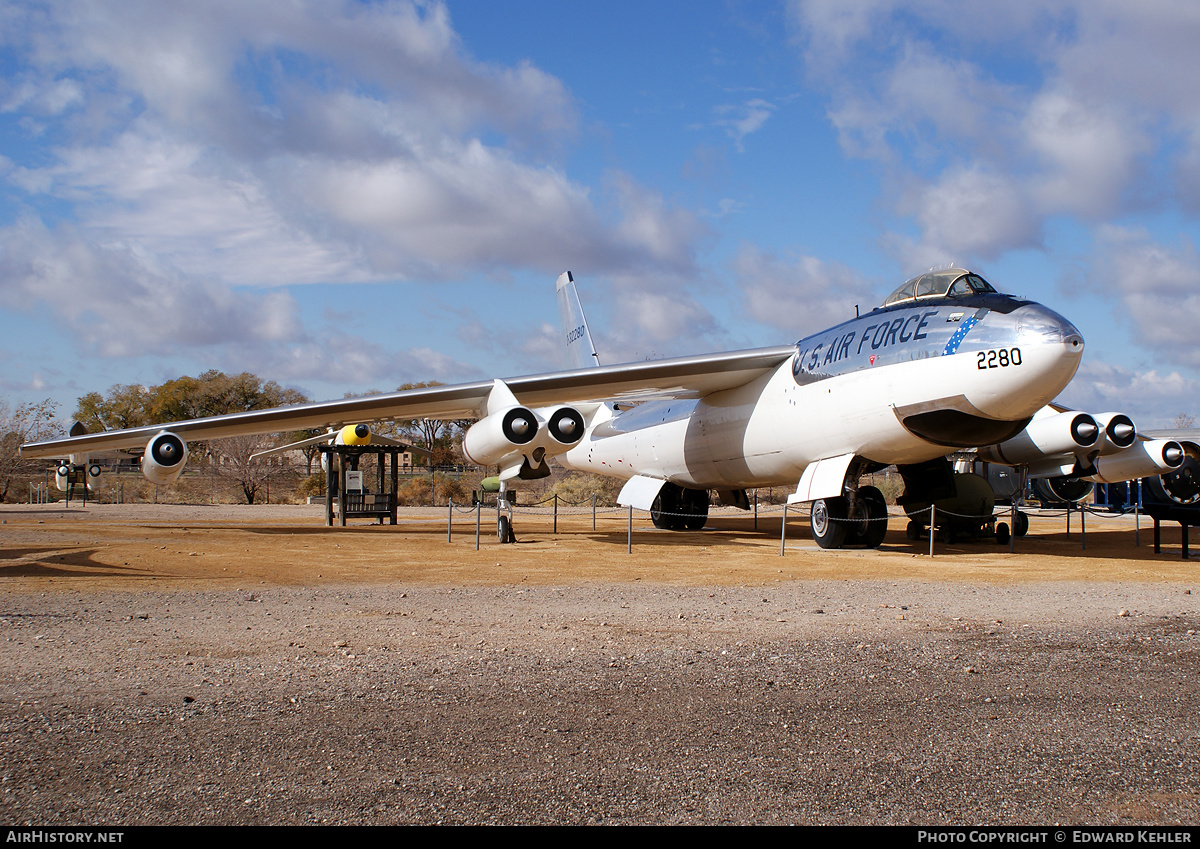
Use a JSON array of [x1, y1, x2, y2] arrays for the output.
[[209, 434, 278, 504], [1173, 412, 1196, 429], [0, 399, 62, 501]]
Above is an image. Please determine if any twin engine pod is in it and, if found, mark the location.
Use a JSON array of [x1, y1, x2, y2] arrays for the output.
[[55, 461, 103, 492], [141, 431, 189, 485], [462, 404, 585, 478], [977, 410, 1101, 469]]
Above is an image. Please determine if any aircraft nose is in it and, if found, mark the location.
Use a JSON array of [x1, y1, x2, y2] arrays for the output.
[[1014, 303, 1084, 353]]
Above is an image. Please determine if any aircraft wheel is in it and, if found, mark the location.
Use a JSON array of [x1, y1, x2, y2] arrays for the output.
[[996, 521, 1010, 546], [681, 489, 709, 531], [1013, 510, 1029, 538], [811, 497, 848, 549], [497, 515, 515, 544], [857, 486, 888, 548], [651, 490, 679, 530], [906, 520, 923, 541]]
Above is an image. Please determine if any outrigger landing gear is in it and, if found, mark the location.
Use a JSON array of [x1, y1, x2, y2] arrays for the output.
[[497, 480, 517, 543]]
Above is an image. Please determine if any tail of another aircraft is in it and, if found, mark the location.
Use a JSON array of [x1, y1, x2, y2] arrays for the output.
[[556, 271, 601, 370]]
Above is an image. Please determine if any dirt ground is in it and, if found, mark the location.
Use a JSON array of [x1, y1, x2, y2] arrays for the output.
[[3, 502, 1199, 824]]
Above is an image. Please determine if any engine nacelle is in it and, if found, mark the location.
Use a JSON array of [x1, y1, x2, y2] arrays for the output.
[[462, 406, 539, 467], [1083, 438, 1184, 484], [462, 405, 585, 478], [542, 405, 586, 448], [1031, 476, 1094, 504], [977, 411, 1100, 466], [1093, 412, 1137, 455], [141, 431, 189, 486], [1144, 441, 1200, 506], [54, 462, 103, 493]]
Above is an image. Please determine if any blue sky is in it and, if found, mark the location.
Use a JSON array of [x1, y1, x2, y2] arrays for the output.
[[2, 0, 1200, 427]]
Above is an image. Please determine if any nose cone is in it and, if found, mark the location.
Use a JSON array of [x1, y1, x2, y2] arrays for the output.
[[1014, 303, 1084, 353]]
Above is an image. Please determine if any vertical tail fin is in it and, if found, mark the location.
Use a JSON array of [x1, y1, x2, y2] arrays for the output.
[[555, 271, 601, 370]]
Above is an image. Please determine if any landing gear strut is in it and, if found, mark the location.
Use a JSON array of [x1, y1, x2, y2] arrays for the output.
[[497, 480, 516, 543]]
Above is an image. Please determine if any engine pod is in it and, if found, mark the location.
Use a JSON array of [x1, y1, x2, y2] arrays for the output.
[[977, 411, 1099, 466], [142, 431, 189, 486], [462, 406, 539, 466]]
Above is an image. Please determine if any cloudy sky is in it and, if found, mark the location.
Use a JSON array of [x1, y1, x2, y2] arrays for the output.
[[2, 0, 1199, 426]]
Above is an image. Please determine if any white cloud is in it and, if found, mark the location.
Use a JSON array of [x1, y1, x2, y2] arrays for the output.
[[898, 166, 1042, 261], [0, 0, 707, 373], [713, 99, 776, 152], [1056, 359, 1200, 429], [0, 216, 302, 357], [1089, 226, 1200, 368], [790, 1, 1200, 260], [734, 244, 878, 337]]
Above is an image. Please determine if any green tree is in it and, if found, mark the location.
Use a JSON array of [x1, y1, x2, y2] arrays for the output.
[[73, 384, 153, 431]]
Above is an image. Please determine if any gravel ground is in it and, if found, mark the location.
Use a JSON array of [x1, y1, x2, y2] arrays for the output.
[[2, 504, 1199, 825]]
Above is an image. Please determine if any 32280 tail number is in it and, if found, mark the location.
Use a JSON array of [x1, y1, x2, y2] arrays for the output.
[[977, 348, 1022, 369]]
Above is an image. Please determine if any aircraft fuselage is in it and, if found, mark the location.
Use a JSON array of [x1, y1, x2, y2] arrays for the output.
[[562, 294, 1084, 489]]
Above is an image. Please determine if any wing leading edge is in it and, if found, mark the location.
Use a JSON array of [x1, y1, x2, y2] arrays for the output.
[[20, 346, 796, 459]]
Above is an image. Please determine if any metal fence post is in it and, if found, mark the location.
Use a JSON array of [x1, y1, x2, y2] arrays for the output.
[[627, 505, 633, 554], [554, 493, 558, 534], [779, 503, 788, 556], [929, 504, 935, 557], [475, 502, 480, 551], [447, 498, 453, 543], [592, 494, 596, 531], [1135, 479, 1142, 547]]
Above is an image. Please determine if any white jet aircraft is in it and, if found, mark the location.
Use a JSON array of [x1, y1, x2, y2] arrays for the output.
[[21, 268, 1182, 548]]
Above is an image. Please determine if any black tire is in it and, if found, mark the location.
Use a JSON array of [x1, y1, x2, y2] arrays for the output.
[[650, 491, 678, 530], [856, 486, 888, 548], [811, 497, 848, 549], [1013, 510, 1029, 538], [996, 521, 1010, 545], [497, 515, 515, 544], [681, 489, 709, 530]]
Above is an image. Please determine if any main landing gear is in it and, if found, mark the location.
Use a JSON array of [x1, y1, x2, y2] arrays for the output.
[[810, 485, 888, 550], [650, 483, 709, 530]]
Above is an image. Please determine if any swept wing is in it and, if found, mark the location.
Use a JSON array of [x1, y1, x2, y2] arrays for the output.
[[20, 346, 796, 459]]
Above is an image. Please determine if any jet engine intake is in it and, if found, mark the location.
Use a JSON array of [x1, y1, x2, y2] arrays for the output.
[[142, 431, 188, 485], [1094, 412, 1137, 454], [1031, 476, 1094, 505], [976, 411, 1100, 466], [544, 406, 585, 447]]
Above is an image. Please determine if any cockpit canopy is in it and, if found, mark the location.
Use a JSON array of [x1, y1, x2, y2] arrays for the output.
[[882, 268, 998, 307]]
